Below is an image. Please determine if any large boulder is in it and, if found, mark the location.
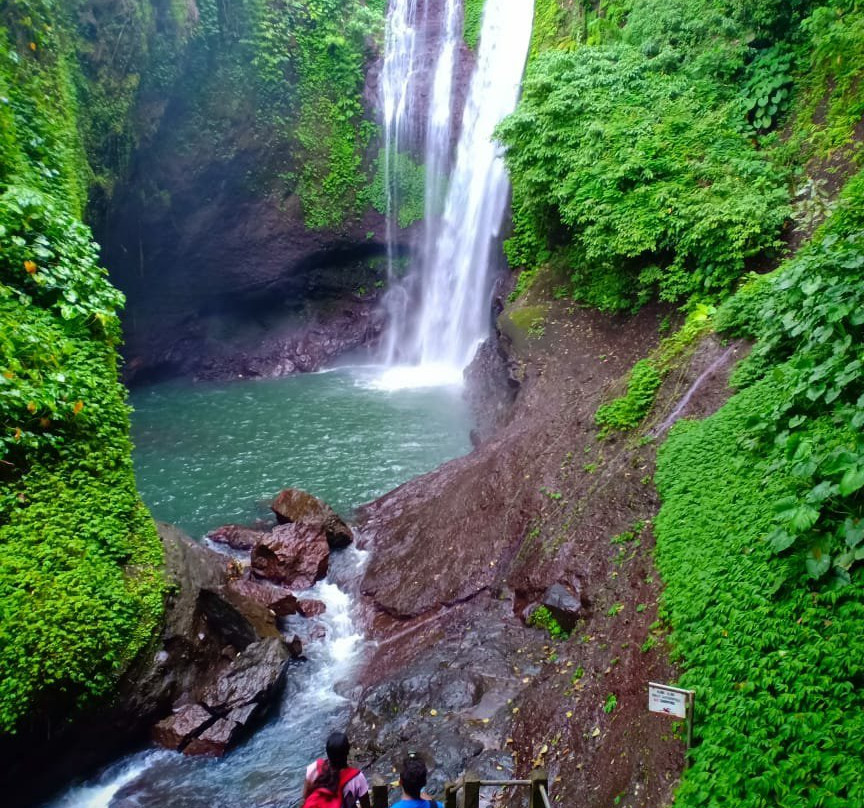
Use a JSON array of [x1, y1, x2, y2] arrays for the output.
[[206, 524, 267, 551], [200, 637, 292, 713], [151, 704, 215, 750], [226, 578, 300, 617], [152, 638, 292, 757], [251, 523, 330, 589], [540, 582, 583, 633], [271, 488, 353, 548]]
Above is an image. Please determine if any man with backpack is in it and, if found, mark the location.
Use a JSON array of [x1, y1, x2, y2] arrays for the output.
[[391, 753, 443, 808], [303, 731, 371, 808]]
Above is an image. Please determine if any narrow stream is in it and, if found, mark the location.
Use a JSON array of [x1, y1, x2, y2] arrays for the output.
[[45, 368, 472, 808]]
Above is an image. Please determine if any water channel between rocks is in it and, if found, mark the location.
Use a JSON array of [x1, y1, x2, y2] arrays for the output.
[[47, 366, 473, 808]]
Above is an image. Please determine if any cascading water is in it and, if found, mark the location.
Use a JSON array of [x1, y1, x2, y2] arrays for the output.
[[49, 552, 367, 808], [379, 0, 535, 387]]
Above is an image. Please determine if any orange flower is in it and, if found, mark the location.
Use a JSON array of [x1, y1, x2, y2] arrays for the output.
[[28, 42, 37, 51], [13, 427, 22, 441], [72, 400, 84, 415], [26, 401, 37, 414], [24, 260, 37, 274]]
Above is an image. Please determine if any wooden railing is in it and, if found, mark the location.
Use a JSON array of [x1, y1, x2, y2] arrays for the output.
[[371, 769, 550, 808]]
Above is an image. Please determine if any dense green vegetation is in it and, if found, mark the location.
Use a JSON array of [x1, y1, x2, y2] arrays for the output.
[[498, 0, 795, 311], [0, 0, 163, 732], [655, 177, 864, 806], [462, 0, 486, 48], [370, 149, 427, 228], [503, 1, 864, 804], [269, 0, 385, 228]]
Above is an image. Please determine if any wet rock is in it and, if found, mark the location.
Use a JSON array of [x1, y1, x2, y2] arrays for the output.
[[151, 704, 215, 750], [271, 488, 353, 549], [197, 588, 281, 650], [206, 524, 267, 551], [251, 523, 329, 589], [540, 583, 582, 632], [287, 634, 304, 658], [298, 598, 327, 617], [309, 624, 327, 641], [200, 637, 291, 714], [182, 716, 242, 757], [226, 578, 300, 617]]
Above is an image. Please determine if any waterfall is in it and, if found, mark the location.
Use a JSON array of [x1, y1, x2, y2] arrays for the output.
[[379, 0, 535, 388]]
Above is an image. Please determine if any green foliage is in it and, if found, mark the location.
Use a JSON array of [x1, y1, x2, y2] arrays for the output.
[[741, 45, 795, 133], [369, 149, 426, 228], [595, 304, 714, 434], [0, 3, 164, 733], [527, 605, 569, 639], [285, 0, 385, 229], [462, 0, 486, 48], [795, 1, 864, 160], [603, 693, 618, 712], [654, 173, 864, 804], [596, 360, 662, 434], [716, 172, 864, 583], [498, 0, 791, 312]]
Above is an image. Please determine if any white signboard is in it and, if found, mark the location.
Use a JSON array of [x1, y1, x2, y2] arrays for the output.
[[648, 682, 689, 718]]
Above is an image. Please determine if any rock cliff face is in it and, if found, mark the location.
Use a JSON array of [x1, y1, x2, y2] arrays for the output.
[[346, 303, 744, 808]]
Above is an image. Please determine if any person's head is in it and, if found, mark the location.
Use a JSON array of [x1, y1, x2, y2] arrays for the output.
[[400, 752, 428, 800], [326, 731, 351, 770]]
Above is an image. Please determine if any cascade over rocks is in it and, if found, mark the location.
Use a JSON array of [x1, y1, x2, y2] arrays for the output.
[[271, 488, 354, 548], [251, 522, 330, 589], [0, 523, 305, 802]]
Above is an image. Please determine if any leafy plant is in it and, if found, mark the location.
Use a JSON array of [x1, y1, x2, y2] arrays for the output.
[[654, 171, 864, 805], [463, 0, 487, 48], [603, 693, 618, 713], [596, 360, 663, 435], [741, 45, 794, 133], [498, 3, 790, 312], [528, 605, 569, 640]]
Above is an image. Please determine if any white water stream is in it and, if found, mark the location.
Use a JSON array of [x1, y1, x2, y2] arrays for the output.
[[380, 0, 535, 388], [47, 551, 367, 808]]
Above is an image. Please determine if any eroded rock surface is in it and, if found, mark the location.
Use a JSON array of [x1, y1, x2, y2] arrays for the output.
[[251, 522, 330, 588], [349, 305, 744, 808], [207, 524, 266, 551], [271, 488, 354, 548]]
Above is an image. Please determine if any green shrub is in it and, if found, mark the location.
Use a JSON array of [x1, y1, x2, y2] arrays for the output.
[[463, 0, 486, 48], [527, 605, 569, 639], [369, 150, 426, 228], [596, 360, 663, 434], [0, 4, 164, 733], [497, 1, 790, 312], [654, 171, 864, 805]]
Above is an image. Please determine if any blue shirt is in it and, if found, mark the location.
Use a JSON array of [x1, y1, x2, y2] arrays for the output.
[[392, 800, 443, 808]]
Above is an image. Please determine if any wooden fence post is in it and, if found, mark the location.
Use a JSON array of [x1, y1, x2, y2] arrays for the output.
[[444, 781, 458, 808], [371, 776, 388, 808], [528, 769, 548, 808], [463, 772, 480, 808]]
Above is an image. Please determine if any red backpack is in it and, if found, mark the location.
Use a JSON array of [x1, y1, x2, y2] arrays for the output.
[[303, 761, 362, 808]]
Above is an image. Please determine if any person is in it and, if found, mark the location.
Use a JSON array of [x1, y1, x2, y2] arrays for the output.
[[303, 731, 371, 808], [391, 753, 443, 808]]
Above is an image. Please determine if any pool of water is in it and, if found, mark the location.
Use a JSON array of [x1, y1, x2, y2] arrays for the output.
[[46, 366, 472, 808], [130, 366, 473, 537]]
